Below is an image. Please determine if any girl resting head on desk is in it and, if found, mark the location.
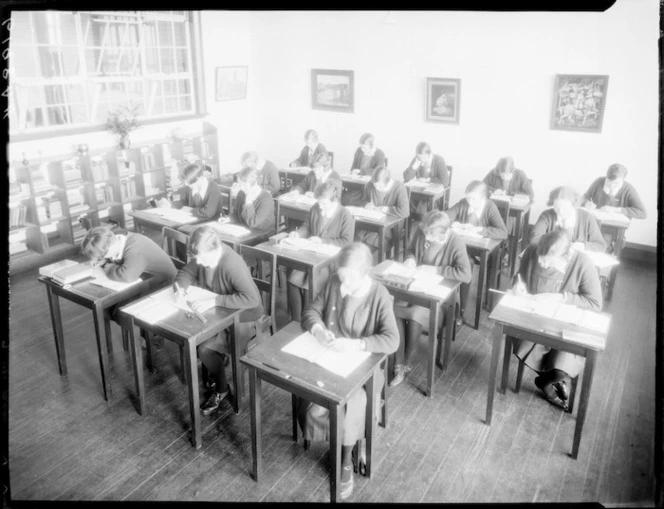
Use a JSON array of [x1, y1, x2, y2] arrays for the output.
[[298, 242, 399, 500], [511, 228, 603, 411], [390, 210, 472, 387], [174, 224, 263, 416], [157, 163, 221, 220], [286, 179, 355, 322]]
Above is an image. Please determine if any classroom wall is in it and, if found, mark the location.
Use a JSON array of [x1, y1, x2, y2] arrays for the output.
[[246, 4, 658, 247]]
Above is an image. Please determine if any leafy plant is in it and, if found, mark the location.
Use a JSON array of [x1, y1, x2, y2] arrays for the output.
[[107, 103, 141, 136]]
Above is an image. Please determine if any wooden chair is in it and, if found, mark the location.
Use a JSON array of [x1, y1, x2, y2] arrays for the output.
[[161, 226, 189, 267], [443, 165, 453, 211], [493, 197, 512, 282]]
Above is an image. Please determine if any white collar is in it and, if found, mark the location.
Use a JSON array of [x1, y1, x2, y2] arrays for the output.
[[192, 178, 209, 197], [468, 199, 486, 217], [340, 276, 373, 299], [603, 179, 623, 196], [555, 208, 577, 229], [321, 201, 339, 218]]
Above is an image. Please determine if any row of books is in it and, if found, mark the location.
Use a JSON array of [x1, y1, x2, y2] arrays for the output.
[[120, 178, 138, 200], [141, 147, 156, 171], [117, 155, 137, 177], [40, 194, 64, 221], [63, 163, 83, 187], [30, 164, 52, 194], [10, 203, 27, 228], [72, 221, 87, 244], [90, 157, 110, 182], [9, 228, 28, 255], [95, 184, 115, 204], [123, 203, 135, 230]]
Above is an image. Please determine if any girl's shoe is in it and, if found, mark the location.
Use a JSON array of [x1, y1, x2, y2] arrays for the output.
[[339, 465, 354, 500]]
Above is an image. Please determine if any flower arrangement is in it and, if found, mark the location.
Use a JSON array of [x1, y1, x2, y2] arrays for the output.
[[107, 103, 141, 149]]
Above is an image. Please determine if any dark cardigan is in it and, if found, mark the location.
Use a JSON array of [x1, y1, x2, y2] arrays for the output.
[[482, 168, 534, 201], [175, 243, 263, 321], [350, 147, 386, 175], [528, 208, 606, 252], [361, 180, 410, 218], [258, 160, 282, 196], [405, 229, 473, 283], [297, 203, 355, 246], [302, 275, 399, 354], [294, 170, 342, 195], [582, 177, 646, 219], [103, 232, 177, 284], [232, 189, 275, 233], [293, 143, 328, 168], [403, 154, 449, 186], [177, 181, 222, 220], [444, 198, 508, 240], [518, 244, 603, 311]]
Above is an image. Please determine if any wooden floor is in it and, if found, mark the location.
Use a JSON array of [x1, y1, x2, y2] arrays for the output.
[[8, 257, 657, 504]]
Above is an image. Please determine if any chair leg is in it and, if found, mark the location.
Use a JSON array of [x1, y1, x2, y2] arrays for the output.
[[380, 359, 387, 428], [143, 329, 155, 373], [292, 394, 298, 442], [122, 327, 129, 352], [179, 345, 186, 384], [567, 376, 579, 414], [515, 359, 525, 394]]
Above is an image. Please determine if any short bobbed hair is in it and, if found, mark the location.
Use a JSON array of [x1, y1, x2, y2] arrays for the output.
[[547, 186, 579, 207], [420, 210, 451, 237], [314, 180, 341, 202], [606, 163, 627, 181], [496, 156, 515, 175], [371, 165, 390, 184], [536, 228, 572, 258], [465, 180, 488, 197], [359, 133, 375, 147], [188, 225, 223, 257], [304, 129, 318, 142], [415, 141, 432, 155], [311, 152, 331, 170], [337, 242, 373, 276], [81, 226, 114, 263], [181, 163, 204, 185], [240, 151, 258, 167], [237, 166, 258, 185]]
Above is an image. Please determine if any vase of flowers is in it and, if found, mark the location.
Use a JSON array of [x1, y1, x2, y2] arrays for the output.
[[107, 103, 141, 150]]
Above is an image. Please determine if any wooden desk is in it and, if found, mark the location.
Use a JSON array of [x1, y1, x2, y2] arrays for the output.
[[341, 174, 371, 202], [588, 210, 630, 301], [486, 295, 609, 459], [459, 235, 504, 330], [371, 260, 461, 397], [350, 210, 407, 263], [275, 195, 315, 232], [251, 241, 339, 301], [130, 208, 207, 236], [490, 197, 532, 278], [118, 287, 241, 449], [177, 220, 272, 253], [39, 272, 160, 401], [241, 321, 386, 503], [404, 181, 447, 213], [278, 167, 311, 192]]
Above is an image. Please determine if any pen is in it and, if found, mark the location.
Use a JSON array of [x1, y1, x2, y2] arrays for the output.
[[517, 274, 524, 285], [262, 362, 292, 379], [489, 288, 507, 295]]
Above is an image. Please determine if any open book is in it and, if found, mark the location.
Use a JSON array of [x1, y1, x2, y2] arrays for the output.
[[408, 270, 453, 300], [215, 223, 252, 237], [345, 206, 386, 220], [281, 332, 371, 378], [279, 194, 317, 206], [89, 275, 142, 291], [279, 237, 341, 257], [39, 259, 80, 278], [144, 207, 200, 224], [122, 286, 219, 325]]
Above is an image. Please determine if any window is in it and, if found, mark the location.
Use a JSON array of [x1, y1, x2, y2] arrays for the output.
[[9, 11, 203, 136]]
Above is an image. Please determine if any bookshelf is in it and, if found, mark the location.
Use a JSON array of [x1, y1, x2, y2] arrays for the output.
[[9, 123, 220, 275]]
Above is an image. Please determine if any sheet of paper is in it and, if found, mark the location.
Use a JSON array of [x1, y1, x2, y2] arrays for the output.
[[217, 223, 252, 237], [146, 207, 199, 224], [280, 194, 317, 206], [583, 250, 620, 269], [123, 296, 178, 325], [490, 193, 510, 201], [281, 332, 371, 378], [279, 236, 312, 250], [591, 209, 630, 224], [405, 180, 427, 188], [552, 303, 584, 325], [303, 243, 341, 257], [345, 206, 386, 220], [452, 227, 484, 239], [578, 310, 611, 334], [381, 262, 414, 278], [89, 277, 142, 292]]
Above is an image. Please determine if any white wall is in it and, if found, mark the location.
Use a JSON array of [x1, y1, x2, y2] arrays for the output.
[[248, 4, 658, 247]]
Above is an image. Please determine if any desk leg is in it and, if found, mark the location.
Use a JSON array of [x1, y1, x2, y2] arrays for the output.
[[606, 265, 618, 302], [378, 228, 386, 264], [307, 267, 315, 306], [474, 251, 488, 330], [230, 314, 241, 414], [486, 324, 503, 425], [92, 303, 113, 401], [184, 340, 202, 449], [426, 302, 439, 398], [329, 404, 342, 503], [488, 248, 501, 311], [439, 299, 454, 371], [365, 370, 375, 478], [500, 335, 512, 394], [275, 201, 282, 232], [572, 351, 596, 459], [249, 368, 262, 481], [510, 212, 522, 278], [128, 318, 145, 415], [45, 286, 67, 376]]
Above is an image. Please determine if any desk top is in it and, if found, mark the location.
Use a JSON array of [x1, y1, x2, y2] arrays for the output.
[[341, 174, 372, 184], [252, 241, 339, 268], [371, 260, 461, 303], [277, 194, 317, 212], [177, 220, 272, 243], [490, 195, 532, 213], [587, 208, 631, 228], [489, 294, 610, 351], [130, 208, 207, 229], [404, 181, 447, 197], [457, 234, 504, 252], [346, 207, 405, 227], [281, 167, 312, 177], [240, 321, 385, 405], [39, 272, 158, 306], [118, 287, 240, 341]]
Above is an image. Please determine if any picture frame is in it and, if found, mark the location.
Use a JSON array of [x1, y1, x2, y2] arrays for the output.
[[426, 77, 461, 124], [311, 69, 354, 113], [215, 66, 248, 101], [550, 74, 609, 133]]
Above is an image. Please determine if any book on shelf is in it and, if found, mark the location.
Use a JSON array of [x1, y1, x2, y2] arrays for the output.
[[9, 203, 27, 228], [91, 156, 110, 182], [9, 228, 27, 245], [141, 147, 154, 171], [120, 178, 137, 200], [9, 242, 29, 255], [117, 154, 136, 177], [98, 207, 110, 220], [31, 164, 52, 193], [40, 223, 59, 234], [72, 223, 87, 243]]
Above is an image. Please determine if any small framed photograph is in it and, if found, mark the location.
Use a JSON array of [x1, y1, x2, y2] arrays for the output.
[[426, 77, 461, 124], [311, 69, 354, 113], [215, 66, 248, 101], [550, 74, 609, 133]]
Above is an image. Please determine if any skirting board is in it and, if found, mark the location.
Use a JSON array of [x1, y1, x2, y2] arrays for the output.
[[621, 242, 657, 265]]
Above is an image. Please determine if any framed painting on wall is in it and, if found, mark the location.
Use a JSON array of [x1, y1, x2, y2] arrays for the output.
[[215, 66, 248, 101], [550, 74, 609, 133], [426, 77, 461, 124], [311, 69, 354, 113]]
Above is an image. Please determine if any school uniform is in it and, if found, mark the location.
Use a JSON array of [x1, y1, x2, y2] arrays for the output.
[[297, 275, 399, 445], [287, 203, 356, 295], [342, 148, 387, 206], [232, 189, 275, 233], [582, 177, 646, 219], [293, 169, 342, 195], [257, 160, 282, 196], [177, 180, 222, 220], [512, 245, 603, 377], [175, 244, 263, 355], [293, 142, 328, 168], [403, 154, 449, 218], [482, 168, 534, 201], [444, 198, 508, 239], [528, 208, 606, 252], [355, 179, 409, 252], [102, 232, 178, 284]]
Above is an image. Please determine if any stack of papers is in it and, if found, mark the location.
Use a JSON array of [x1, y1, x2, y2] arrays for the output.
[[216, 223, 252, 237], [281, 332, 371, 378], [279, 237, 341, 257], [89, 276, 142, 291], [345, 206, 386, 220]]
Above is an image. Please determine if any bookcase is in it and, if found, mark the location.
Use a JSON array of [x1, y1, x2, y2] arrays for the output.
[[9, 122, 220, 275]]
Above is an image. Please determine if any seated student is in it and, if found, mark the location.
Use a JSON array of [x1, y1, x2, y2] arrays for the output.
[[528, 186, 606, 253], [581, 163, 647, 219], [290, 129, 328, 168], [239, 151, 281, 196], [229, 166, 275, 233], [158, 163, 222, 221], [286, 180, 355, 321], [297, 242, 399, 500], [482, 156, 534, 201], [356, 166, 410, 259], [289, 152, 342, 196], [174, 225, 263, 415], [391, 211, 472, 387], [444, 180, 508, 324], [511, 229, 602, 410], [82, 226, 177, 284], [342, 133, 387, 206], [403, 142, 449, 218]]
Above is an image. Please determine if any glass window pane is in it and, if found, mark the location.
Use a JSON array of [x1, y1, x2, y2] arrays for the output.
[[84, 48, 98, 75], [9, 12, 33, 46], [11, 46, 40, 78], [173, 22, 186, 46], [163, 79, 176, 95], [178, 79, 190, 95], [61, 46, 81, 76], [164, 97, 177, 113], [144, 47, 159, 73], [157, 21, 173, 46], [179, 95, 192, 112], [160, 48, 175, 73], [176, 48, 189, 72], [143, 22, 157, 46]]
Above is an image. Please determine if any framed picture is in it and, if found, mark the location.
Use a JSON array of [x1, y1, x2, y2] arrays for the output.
[[215, 66, 248, 101], [426, 77, 461, 124], [550, 74, 609, 133], [311, 69, 354, 113]]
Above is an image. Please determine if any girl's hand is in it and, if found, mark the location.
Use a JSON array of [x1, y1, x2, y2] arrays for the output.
[[313, 327, 335, 347], [304, 191, 315, 198], [158, 198, 171, 208], [365, 201, 376, 210], [308, 236, 322, 244], [512, 281, 528, 296], [218, 216, 231, 225], [378, 206, 389, 214], [584, 201, 597, 210], [289, 188, 300, 196], [403, 258, 417, 270], [328, 337, 359, 352], [189, 298, 216, 314], [289, 230, 300, 239]]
